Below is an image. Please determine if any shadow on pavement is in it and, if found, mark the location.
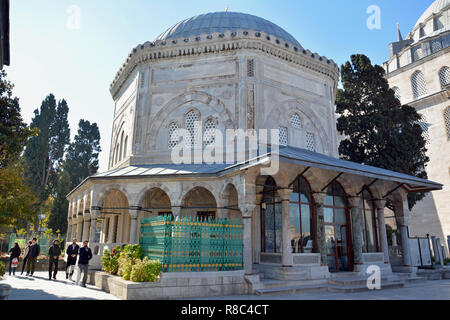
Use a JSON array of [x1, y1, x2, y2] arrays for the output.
[[7, 287, 95, 300]]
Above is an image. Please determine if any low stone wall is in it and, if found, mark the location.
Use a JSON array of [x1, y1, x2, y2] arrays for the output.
[[0, 258, 66, 273], [88, 270, 249, 300]]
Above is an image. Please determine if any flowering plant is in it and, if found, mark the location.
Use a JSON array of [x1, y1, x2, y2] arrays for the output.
[[0, 262, 5, 278], [130, 258, 161, 282]]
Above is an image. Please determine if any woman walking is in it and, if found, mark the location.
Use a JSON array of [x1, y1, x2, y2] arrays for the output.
[[8, 242, 21, 276], [20, 241, 32, 275]]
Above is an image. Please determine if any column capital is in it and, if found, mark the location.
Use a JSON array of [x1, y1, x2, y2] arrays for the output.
[[373, 199, 387, 209], [277, 188, 293, 201], [311, 192, 326, 204], [347, 196, 362, 208], [238, 203, 256, 218], [129, 207, 141, 219]]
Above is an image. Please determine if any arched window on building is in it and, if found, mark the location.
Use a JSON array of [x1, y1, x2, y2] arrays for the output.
[[439, 66, 450, 88], [203, 118, 217, 147], [360, 189, 379, 253], [444, 106, 450, 140], [119, 131, 124, 162], [392, 86, 401, 101], [168, 122, 179, 150], [115, 143, 120, 165], [290, 113, 302, 129], [289, 176, 314, 253], [279, 127, 288, 146], [306, 132, 316, 152], [260, 177, 282, 253], [411, 71, 427, 100], [417, 114, 430, 145], [123, 136, 128, 159], [185, 109, 200, 148]]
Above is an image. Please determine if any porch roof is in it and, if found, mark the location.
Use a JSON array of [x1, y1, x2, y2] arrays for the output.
[[67, 146, 442, 197]]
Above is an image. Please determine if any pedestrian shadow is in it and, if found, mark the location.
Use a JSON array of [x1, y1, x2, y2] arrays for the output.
[[6, 287, 97, 300]]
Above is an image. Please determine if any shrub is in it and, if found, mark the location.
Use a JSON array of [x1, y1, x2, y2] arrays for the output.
[[130, 258, 162, 282], [118, 244, 143, 280], [101, 246, 122, 275], [0, 262, 5, 278], [101, 249, 111, 273]]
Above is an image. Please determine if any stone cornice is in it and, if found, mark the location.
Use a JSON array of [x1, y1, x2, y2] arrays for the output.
[[110, 30, 339, 99]]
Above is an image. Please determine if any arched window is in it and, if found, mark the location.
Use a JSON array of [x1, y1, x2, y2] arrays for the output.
[[417, 114, 430, 145], [119, 132, 124, 162], [168, 122, 179, 150], [306, 132, 316, 152], [204, 119, 217, 147], [279, 127, 288, 146], [185, 110, 200, 148], [261, 177, 282, 253], [439, 66, 450, 88], [289, 176, 314, 253], [361, 189, 379, 253], [290, 113, 302, 129], [444, 107, 450, 140], [392, 87, 401, 101], [115, 144, 120, 165], [411, 71, 427, 100], [123, 136, 128, 159], [324, 182, 352, 272]]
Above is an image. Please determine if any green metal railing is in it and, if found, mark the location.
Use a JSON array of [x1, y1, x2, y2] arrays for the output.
[[139, 215, 244, 272]]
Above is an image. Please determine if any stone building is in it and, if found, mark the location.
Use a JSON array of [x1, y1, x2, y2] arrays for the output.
[[383, 0, 450, 252], [66, 12, 442, 284]]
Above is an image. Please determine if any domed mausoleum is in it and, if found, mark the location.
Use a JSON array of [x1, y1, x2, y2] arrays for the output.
[[66, 11, 442, 298]]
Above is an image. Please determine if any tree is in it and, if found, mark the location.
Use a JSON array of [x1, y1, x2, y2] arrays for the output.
[[65, 119, 101, 190], [23, 94, 71, 202], [0, 70, 37, 228], [48, 169, 70, 234], [336, 54, 429, 209]]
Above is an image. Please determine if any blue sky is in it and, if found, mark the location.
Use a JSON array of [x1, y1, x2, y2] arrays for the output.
[[7, 0, 434, 171]]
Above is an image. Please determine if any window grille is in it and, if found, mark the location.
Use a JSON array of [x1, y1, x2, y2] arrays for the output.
[[412, 46, 423, 62], [290, 113, 302, 129], [411, 71, 427, 100], [168, 122, 179, 149], [203, 119, 217, 147], [185, 110, 200, 148], [439, 67, 450, 88], [445, 107, 450, 140], [392, 87, 401, 100], [247, 59, 255, 77], [306, 132, 315, 152], [417, 115, 430, 145], [279, 127, 288, 146], [431, 39, 443, 53]]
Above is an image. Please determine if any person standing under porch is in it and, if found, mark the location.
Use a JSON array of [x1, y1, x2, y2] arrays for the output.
[[26, 238, 40, 277], [66, 239, 79, 280], [76, 240, 92, 287], [20, 241, 32, 275], [48, 240, 61, 280], [8, 242, 21, 276]]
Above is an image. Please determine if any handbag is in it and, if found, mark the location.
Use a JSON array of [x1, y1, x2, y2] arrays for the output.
[[12, 258, 18, 268]]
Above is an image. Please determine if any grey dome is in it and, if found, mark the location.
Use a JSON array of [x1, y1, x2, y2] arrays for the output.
[[156, 12, 301, 46]]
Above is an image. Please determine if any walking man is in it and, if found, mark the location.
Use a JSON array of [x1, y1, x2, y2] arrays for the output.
[[66, 239, 79, 280], [21, 241, 32, 275], [26, 238, 40, 277], [48, 240, 61, 280], [76, 240, 92, 287]]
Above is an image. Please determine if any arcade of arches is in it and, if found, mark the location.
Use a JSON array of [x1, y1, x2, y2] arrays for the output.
[[66, 162, 427, 279]]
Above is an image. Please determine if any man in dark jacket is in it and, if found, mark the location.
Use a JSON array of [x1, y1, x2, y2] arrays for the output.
[[48, 240, 61, 280], [76, 240, 92, 287], [66, 238, 79, 280], [26, 238, 40, 277]]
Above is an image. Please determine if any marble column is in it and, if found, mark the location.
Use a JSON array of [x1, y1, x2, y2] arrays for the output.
[[396, 216, 412, 266], [107, 216, 116, 243], [171, 206, 182, 219], [253, 203, 261, 264], [129, 210, 140, 244], [348, 196, 363, 265], [278, 188, 293, 267], [100, 217, 107, 243], [76, 218, 83, 241], [89, 210, 99, 244], [312, 193, 327, 266], [374, 199, 390, 264], [82, 213, 91, 242], [117, 213, 124, 243], [240, 204, 255, 275], [71, 223, 77, 241]]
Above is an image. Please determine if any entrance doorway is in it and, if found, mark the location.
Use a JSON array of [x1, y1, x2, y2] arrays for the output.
[[324, 182, 353, 272]]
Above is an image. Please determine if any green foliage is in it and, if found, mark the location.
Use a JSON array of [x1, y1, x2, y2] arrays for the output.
[[101, 249, 111, 273], [0, 261, 5, 278], [130, 258, 162, 282], [118, 244, 142, 280], [48, 169, 70, 234], [64, 119, 101, 190], [336, 54, 430, 209], [101, 246, 122, 275]]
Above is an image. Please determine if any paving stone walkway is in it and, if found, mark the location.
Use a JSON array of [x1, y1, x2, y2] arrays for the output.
[[2, 271, 119, 300]]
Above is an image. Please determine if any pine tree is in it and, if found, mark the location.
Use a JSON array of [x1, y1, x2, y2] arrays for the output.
[[336, 54, 429, 209], [48, 169, 70, 234], [65, 119, 101, 190]]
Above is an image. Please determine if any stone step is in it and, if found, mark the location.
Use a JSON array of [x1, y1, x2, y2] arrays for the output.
[[255, 284, 329, 296], [328, 280, 404, 293], [260, 278, 327, 289]]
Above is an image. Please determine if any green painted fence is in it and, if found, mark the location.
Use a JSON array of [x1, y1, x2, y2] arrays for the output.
[[139, 215, 244, 272]]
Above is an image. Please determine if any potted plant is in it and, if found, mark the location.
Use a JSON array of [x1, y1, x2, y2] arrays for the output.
[[0, 262, 11, 300]]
